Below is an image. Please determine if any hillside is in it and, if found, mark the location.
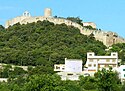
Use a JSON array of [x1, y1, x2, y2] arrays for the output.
[[1, 20, 125, 91], [0, 20, 106, 66]]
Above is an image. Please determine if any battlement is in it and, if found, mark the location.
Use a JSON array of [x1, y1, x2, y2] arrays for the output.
[[5, 8, 125, 46]]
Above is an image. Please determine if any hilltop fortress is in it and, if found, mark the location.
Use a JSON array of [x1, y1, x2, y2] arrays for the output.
[[5, 8, 125, 47]]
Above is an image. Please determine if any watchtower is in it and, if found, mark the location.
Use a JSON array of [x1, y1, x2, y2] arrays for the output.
[[44, 8, 52, 17]]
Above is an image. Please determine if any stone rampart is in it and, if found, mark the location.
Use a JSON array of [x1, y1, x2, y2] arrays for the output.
[[5, 8, 125, 47]]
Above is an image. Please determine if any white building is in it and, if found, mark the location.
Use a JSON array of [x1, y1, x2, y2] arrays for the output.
[[54, 58, 83, 80], [54, 64, 65, 72], [65, 58, 82, 73], [54, 52, 125, 81], [118, 65, 125, 82], [0, 78, 8, 82], [85, 52, 118, 76]]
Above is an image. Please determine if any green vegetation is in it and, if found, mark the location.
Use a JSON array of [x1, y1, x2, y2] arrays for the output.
[[0, 66, 124, 91], [0, 20, 125, 90], [0, 20, 106, 67], [84, 25, 97, 30], [95, 67, 121, 91], [108, 43, 125, 64], [67, 17, 83, 26], [66, 17, 97, 30], [79, 76, 97, 90], [0, 25, 5, 31]]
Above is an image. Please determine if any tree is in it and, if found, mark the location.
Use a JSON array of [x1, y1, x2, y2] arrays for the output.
[[67, 17, 83, 26], [122, 81, 125, 91], [95, 67, 120, 91], [23, 74, 66, 91], [10, 67, 27, 78], [84, 25, 97, 30], [79, 76, 97, 90], [0, 25, 5, 31], [0, 64, 12, 78], [0, 82, 10, 91], [0, 20, 106, 66], [110, 43, 125, 64], [23, 74, 82, 91]]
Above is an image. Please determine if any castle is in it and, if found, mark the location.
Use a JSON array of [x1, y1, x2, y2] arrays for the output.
[[5, 8, 125, 47]]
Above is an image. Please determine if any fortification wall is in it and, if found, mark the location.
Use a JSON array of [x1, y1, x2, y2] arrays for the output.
[[5, 9, 125, 47], [83, 22, 96, 29], [5, 16, 31, 28]]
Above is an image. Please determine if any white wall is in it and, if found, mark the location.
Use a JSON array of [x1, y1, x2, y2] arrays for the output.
[[65, 58, 82, 72], [119, 65, 125, 79]]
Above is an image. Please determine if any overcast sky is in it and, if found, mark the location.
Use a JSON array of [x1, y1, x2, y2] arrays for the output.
[[0, 0, 125, 37]]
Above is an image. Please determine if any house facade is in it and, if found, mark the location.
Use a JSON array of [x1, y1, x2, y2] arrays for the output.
[[54, 52, 125, 82], [118, 65, 125, 82], [54, 58, 83, 80], [85, 52, 118, 76]]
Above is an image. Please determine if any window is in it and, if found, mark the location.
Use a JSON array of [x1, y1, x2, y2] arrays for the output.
[[67, 73, 73, 76], [89, 59, 93, 62], [76, 73, 80, 75], [124, 74, 125, 77], [105, 65, 109, 67], [113, 54, 116, 56], [94, 64, 96, 67], [27, 13, 29, 16], [112, 59, 116, 62], [123, 69, 125, 71], [89, 54, 92, 56], [106, 59, 110, 62], [56, 66, 60, 69], [24, 13, 26, 16], [88, 64, 92, 67], [62, 68, 65, 70]]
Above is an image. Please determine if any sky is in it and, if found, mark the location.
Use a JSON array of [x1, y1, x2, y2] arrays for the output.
[[0, 0, 125, 37]]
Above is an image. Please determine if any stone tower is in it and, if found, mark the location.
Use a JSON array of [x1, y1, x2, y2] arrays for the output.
[[44, 8, 52, 17]]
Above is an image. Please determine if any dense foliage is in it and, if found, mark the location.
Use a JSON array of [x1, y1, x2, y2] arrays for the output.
[[84, 25, 97, 30], [66, 17, 83, 26], [0, 25, 5, 31], [108, 43, 125, 64], [0, 20, 106, 67], [0, 20, 125, 90], [95, 67, 121, 91], [0, 66, 124, 91]]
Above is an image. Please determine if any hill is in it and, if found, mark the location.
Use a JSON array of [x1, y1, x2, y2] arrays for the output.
[[0, 20, 125, 91], [0, 20, 106, 66]]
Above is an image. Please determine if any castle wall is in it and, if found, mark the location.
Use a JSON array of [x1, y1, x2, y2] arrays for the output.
[[5, 16, 31, 28], [83, 22, 97, 29], [5, 9, 125, 47]]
